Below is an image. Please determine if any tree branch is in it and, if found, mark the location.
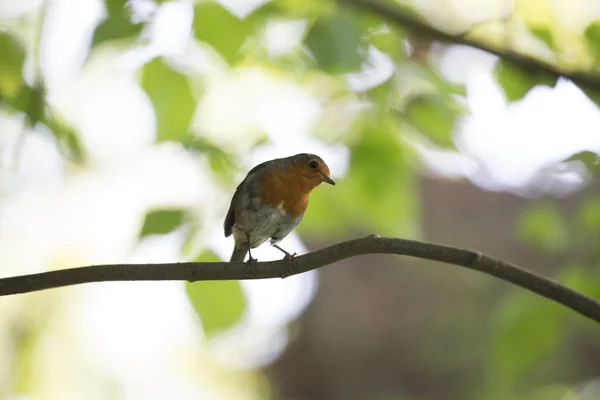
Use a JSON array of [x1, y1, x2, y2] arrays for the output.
[[341, 0, 600, 93], [1, 235, 599, 324]]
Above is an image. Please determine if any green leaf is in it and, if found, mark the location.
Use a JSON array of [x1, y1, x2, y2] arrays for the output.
[[193, 2, 257, 65], [304, 12, 364, 73], [356, 14, 407, 62], [10, 83, 45, 126], [557, 266, 600, 299], [530, 27, 554, 50], [401, 95, 460, 147], [45, 110, 86, 163], [563, 150, 600, 174], [494, 60, 557, 102], [140, 58, 196, 142], [581, 87, 600, 110], [301, 118, 417, 238], [181, 135, 237, 182], [577, 197, 600, 234], [92, 17, 143, 46], [186, 250, 245, 338], [0, 31, 26, 101], [105, 0, 128, 17], [487, 291, 565, 392], [584, 20, 600, 61], [140, 209, 185, 237], [516, 203, 569, 253], [268, 0, 334, 19], [9, 84, 85, 163]]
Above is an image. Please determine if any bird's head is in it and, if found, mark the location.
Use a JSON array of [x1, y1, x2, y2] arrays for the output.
[[286, 153, 335, 189]]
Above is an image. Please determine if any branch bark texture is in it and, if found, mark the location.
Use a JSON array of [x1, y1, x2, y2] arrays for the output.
[[342, 0, 600, 93], [1, 236, 599, 324]]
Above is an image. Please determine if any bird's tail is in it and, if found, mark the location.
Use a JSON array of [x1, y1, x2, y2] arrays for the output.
[[229, 247, 248, 262]]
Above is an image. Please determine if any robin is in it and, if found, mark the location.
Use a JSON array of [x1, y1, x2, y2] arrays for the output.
[[224, 153, 335, 264]]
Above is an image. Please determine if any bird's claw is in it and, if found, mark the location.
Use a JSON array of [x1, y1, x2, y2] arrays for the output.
[[280, 252, 297, 279], [244, 256, 260, 275]]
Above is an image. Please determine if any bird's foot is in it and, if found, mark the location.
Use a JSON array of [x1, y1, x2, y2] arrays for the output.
[[279, 252, 297, 279], [244, 256, 260, 275]]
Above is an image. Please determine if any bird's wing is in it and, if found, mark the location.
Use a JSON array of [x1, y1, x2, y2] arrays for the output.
[[224, 159, 275, 237], [223, 198, 236, 237]]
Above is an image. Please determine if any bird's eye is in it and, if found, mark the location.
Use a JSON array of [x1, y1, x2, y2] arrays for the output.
[[309, 160, 319, 169]]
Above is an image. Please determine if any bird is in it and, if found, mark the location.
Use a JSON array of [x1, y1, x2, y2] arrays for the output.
[[224, 153, 335, 264]]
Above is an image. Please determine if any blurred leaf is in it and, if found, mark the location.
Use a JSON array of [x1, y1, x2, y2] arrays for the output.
[[356, 13, 407, 61], [10, 83, 45, 126], [584, 20, 600, 61], [193, 2, 259, 64], [0, 31, 25, 101], [517, 203, 569, 253], [141, 57, 196, 142], [305, 12, 364, 73], [563, 150, 600, 174], [577, 197, 600, 234], [394, 61, 466, 99], [92, 17, 143, 46], [557, 265, 600, 299], [186, 250, 245, 337], [44, 111, 85, 163], [400, 95, 460, 148], [581, 87, 600, 111], [269, 0, 334, 19], [105, 0, 128, 16], [25, 83, 45, 127], [181, 135, 237, 181], [368, 27, 404, 61], [140, 209, 185, 237], [494, 60, 557, 102], [9, 83, 85, 163], [488, 292, 565, 391], [302, 118, 417, 237], [530, 27, 554, 50]]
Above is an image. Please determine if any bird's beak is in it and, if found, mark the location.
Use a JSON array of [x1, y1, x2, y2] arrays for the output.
[[322, 175, 335, 185]]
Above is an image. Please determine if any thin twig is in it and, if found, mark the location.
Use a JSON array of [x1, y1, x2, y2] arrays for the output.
[[341, 0, 600, 93], [0, 236, 599, 324]]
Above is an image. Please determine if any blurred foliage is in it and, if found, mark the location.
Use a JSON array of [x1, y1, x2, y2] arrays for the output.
[[302, 116, 417, 237], [140, 208, 186, 237], [140, 57, 197, 142], [564, 151, 600, 175], [0, 31, 25, 102], [487, 291, 565, 398], [517, 203, 570, 254], [193, 2, 263, 65], [185, 250, 246, 338], [304, 11, 364, 73], [2, 0, 600, 399], [494, 60, 558, 102], [400, 94, 460, 147], [584, 21, 600, 63], [491, 193, 600, 399], [92, 0, 144, 46]]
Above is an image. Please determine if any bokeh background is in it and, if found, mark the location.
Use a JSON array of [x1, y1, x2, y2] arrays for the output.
[[1, 0, 600, 399]]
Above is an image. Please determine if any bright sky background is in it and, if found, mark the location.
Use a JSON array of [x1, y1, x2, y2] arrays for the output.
[[2, 0, 600, 399]]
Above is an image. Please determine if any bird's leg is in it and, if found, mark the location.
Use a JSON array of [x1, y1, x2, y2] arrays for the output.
[[272, 244, 297, 278], [245, 233, 259, 274], [272, 244, 297, 259]]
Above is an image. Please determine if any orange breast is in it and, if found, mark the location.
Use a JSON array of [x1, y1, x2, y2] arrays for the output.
[[257, 167, 312, 218]]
